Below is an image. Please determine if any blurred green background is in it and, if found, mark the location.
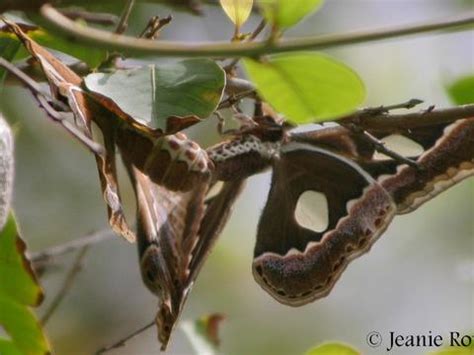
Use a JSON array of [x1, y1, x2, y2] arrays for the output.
[[0, 0, 473, 354]]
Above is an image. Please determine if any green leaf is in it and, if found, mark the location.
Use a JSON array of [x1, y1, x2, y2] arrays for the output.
[[446, 75, 474, 105], [84, 59, 226, 130], [305, 343, 360, 355], [0, 214, 50, 355], [244, 52, 365, 123], [258, 0, 324, 28]]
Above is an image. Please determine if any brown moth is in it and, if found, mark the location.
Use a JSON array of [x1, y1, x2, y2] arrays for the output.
[[133, 111, 472, 347], [205, 113, 474, 306]]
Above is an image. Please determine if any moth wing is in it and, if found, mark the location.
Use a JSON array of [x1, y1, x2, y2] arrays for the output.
[[253, 143, 396, 306], [363, 118, 474, 213]]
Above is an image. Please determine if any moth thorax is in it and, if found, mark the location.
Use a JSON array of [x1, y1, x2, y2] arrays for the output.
[[208, 134, 280, 180], [208, 134, 279, 161], [139, 245, 163, 296], [144, 133, 211, 192]]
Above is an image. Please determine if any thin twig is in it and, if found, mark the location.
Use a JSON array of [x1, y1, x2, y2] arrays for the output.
[[115, 0, 136, 34], [361, 98, 424, 115], [40, 246, 90, 325], [30, 228, 116, 265], [0, 58, 67, 110], [96, 320, 155, 354], [343, 122, 420, 168], [225, 77, 255, 96], [217, 89, 256, 110], [0, 58, 104, 155], [225, 19, 267, 71], [35, 95, 104, 155], [342, 103, 474, 130], [59, 9, 118, 26], [37, 6, 474, 57], [139, 15, 173, 39]]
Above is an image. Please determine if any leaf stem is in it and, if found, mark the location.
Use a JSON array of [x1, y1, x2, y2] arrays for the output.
[[37, 5, 474, 58]]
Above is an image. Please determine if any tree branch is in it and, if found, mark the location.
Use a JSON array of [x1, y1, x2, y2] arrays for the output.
[[0, 58, 104, 156], [342, 103, 474, 130], [115, 0, 135, 34], [30, 228, 116, 265], [37, 5, 474, 58], [40, 246, 90, 325], [59, 9, 118, 26], [96, 320, 155, 354]]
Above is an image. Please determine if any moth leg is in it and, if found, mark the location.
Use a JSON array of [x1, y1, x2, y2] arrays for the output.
[[0, 59, 103, 155]]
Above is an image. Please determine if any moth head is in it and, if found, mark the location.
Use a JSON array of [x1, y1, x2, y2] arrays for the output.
[[139, 244, 163, 296]]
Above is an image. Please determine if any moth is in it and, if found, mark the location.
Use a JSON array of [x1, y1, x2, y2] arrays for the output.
[[131, 108, 472, 348], [206, 113, 473, 306]]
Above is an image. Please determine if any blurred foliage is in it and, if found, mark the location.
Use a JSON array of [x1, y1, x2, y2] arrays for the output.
[[0, 214, 49, 355], [219, 0, 253, 31], [0, 23, 107, 67], [258, 0, 324, 29], [305, 342, 360, 355], [181, 313, 225, 354], [446, 75, 474, 105]]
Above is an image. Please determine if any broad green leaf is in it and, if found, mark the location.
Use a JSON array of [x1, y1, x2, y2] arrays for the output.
[[305, 343, 360, 355], [258, 0, 324, 28], [84, 59, 226, 130], [220, 0, 253, 29], [0, 214, 49, 355], [446, 75, 474, 105], [243, 52, 365, 123], [181, 314, 225, 355]]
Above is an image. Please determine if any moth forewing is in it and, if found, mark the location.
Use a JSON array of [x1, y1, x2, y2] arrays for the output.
[[4, 20, 137, 242], [360, 117, 474, 213]]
